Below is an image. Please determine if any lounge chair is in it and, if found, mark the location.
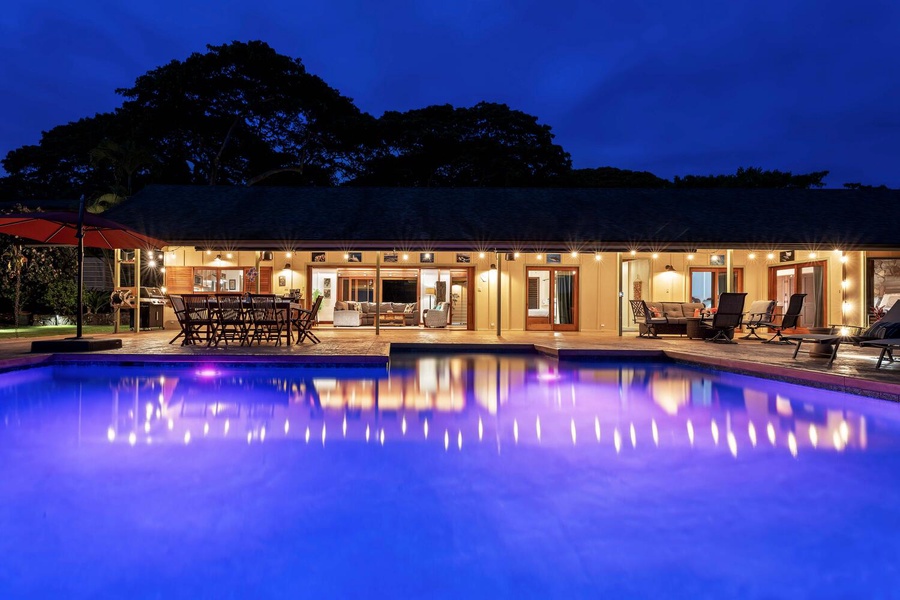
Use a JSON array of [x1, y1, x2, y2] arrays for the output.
[[700, 292, 747, 343], [760, 293, 807, 344], [859, 339, 900, 369], [782, 302, 900, 367], [740, 300, 776, 340], [168, 294, 187, 345]]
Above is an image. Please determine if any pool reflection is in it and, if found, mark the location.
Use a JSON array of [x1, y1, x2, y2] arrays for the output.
[[0, 355, 887, 455]]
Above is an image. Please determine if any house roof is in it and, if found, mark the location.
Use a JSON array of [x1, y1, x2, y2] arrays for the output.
[[102, 185, 900, 251]]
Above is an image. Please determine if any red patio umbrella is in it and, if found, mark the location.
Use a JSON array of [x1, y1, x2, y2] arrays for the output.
[[0, 211, 166, 250], [0, 203, 167, 344]]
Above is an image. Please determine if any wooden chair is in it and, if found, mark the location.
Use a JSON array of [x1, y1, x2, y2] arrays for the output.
[[181, 294, 216, 346], [213, 294, 250, 346], [700, 292, 747, 343], [292, 295, 323, 344], [168, 294, 187, 345], [247, 294, 286, 345], [760, 293, 807, 344]]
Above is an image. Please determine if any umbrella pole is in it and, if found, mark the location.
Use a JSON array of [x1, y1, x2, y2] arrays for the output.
[[76, 196, 85, 339]]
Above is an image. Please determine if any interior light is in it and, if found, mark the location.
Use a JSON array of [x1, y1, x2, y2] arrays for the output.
[[748, 253, 756, 260], [206, 250, 211, 255], [594, 253, 602, 261], [840, 255, 849, 264], [809, 252, 817, 259], [767, 252, 775, 260], [630, 250, 637, 256], [479, 252, 486, 259], [286, 251, 292, 258], [687, 254, 694, 261], [344, 253, 349, 260], [570, 251, 578, 258], [513, 252, 520, 259], [226, 253, 233, 259], [536, 254, 543, 260], [651, 253, 659, 259], [402, 254, 409, 261]]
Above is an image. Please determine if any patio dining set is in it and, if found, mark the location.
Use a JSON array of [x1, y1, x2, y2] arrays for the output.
[[169, 294, 323, 347]]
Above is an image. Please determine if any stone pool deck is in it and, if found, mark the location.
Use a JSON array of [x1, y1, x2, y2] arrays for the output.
[[1, 327, 898, 401]]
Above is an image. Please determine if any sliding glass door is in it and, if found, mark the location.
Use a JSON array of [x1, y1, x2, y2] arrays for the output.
[[526, 268, 578, 331], [690, 268, 743, 307]]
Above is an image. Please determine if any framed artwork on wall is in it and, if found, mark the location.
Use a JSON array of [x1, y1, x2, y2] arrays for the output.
[[311, 252, 326, 262], [229, 279, 237, 290], [277, 276, 286, 287], [384, 253, 399, 263], [546, 253, 561, 264], [347, 252, 362, 263], [420, 253, 434, 263], [710, 254, 725, 266], [779, 250, 795, 262], [456, 253, 471, 263]]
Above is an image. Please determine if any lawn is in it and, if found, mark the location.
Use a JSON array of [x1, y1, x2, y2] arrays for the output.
[[0, 325, 117, 340]]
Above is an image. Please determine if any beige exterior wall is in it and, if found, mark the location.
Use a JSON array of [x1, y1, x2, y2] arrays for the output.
[[157, 246, 885, 333]]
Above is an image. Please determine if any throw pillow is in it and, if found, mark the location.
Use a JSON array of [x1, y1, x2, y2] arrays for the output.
[[652, 310, 661, 317], [404, 303, 415, 313]]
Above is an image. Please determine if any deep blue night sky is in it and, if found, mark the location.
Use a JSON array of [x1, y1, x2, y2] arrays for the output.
[[1, 0, 898, 187]]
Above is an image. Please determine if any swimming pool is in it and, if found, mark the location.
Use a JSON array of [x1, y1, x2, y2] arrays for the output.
[[2, 354, 899, 597]]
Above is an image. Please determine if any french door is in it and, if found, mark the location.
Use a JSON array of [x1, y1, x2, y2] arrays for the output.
[[769, 261, 827, 328], [525, 268, 578, 331]]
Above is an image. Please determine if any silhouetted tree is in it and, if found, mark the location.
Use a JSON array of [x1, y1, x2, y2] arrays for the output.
[[351, 102, 571, 186], [673, 166, 828, 189], [117, 40, 372, 186], [843, 182, 889, 190], [556, 166, 670, 188]]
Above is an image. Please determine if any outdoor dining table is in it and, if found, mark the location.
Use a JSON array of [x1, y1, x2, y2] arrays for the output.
[[204, 296, 305, 346]]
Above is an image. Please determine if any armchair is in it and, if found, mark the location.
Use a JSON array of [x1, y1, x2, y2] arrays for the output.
[[423, 302, 450, 328]]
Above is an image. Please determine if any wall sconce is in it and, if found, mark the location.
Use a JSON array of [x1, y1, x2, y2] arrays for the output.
[[664, 264, 675, 272], [215, 254, 222, 261], [284, 263, 292, 271], [490, 263, 497, 270]]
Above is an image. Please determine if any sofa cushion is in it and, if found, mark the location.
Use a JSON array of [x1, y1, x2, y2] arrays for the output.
[[661, 303, 686, 318], [334, 301, 348, 311], [391, 302, 406, 313]]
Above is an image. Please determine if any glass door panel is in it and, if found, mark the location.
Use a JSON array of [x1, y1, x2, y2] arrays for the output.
[[526, 268, 578, 331]]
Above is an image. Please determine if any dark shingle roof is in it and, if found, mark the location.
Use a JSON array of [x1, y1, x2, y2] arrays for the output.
[[103, 185, 900, 251]]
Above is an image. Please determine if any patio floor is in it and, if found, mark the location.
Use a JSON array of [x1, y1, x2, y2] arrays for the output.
[[1, 326, 898, 401]]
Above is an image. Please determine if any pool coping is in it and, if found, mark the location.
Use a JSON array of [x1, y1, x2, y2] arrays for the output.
[[2, 344, 898, 401]]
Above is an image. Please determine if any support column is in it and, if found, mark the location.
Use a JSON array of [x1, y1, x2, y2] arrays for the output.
[[616, 252, 623, 336], [375, 251, 381, 336], [725, 249, 734, 293], [134, 248, 141, 333], [496, 252, 502, 337]]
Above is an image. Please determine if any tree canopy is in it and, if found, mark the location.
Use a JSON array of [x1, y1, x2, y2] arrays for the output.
[[352, 102, 571, 187], [0, 40, 874, 205]]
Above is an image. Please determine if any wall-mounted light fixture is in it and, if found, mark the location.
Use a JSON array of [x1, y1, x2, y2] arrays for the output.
[[284, 263, 291, 271], [664, 264, 676, 272], [490, 263, 497, 270]]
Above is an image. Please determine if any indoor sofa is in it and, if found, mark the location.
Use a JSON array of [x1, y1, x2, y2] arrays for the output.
[[332, 301, 419, 327]]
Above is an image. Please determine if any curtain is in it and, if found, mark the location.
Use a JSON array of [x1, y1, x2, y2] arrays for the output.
[[555, 272, 574, 325]]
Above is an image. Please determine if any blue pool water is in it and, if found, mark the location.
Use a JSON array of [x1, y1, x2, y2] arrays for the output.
[[1, 354, 900, 598]]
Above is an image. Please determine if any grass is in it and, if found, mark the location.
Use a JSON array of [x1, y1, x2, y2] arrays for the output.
[[0, 325, 117, 340]]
